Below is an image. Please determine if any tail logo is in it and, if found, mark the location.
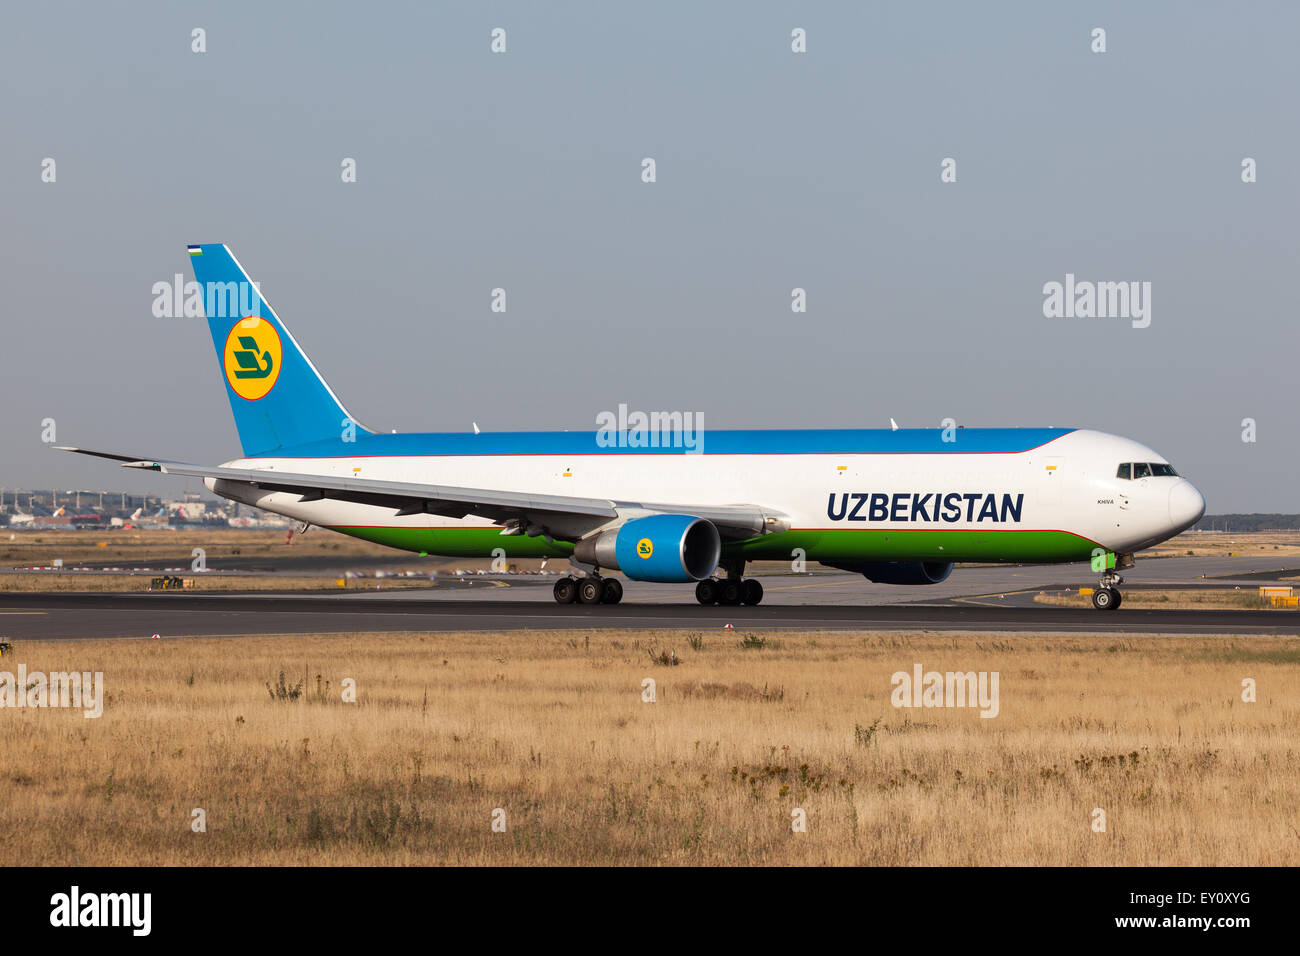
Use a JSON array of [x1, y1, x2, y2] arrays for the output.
[[222, 316, 282, 400]]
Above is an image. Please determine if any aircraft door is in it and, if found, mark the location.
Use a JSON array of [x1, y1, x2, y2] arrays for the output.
[[1041, 456, 1066, 505]]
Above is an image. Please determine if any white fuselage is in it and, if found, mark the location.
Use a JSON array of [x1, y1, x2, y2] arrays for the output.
[[206, 428, 1205, 562]]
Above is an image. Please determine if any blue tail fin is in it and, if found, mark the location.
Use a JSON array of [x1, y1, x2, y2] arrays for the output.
[[187, 243, 367, 456]]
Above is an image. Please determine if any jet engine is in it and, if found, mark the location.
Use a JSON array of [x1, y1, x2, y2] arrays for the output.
[[573, 514, 721, 582], [832, 560, 954, 585]]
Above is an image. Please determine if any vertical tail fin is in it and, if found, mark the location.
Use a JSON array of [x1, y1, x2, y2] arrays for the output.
[[187, 244, 367, 456]]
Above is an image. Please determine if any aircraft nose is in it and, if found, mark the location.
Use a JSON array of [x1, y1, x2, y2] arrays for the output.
[[1168, 479, 1206, 529]]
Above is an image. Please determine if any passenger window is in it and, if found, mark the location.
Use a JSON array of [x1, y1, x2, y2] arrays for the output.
[[1133, 463, 1152, 479], [1116, 463, 1131, 480]]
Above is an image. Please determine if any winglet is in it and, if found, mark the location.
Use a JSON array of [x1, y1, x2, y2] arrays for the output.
[[54, 446, 170, 471]]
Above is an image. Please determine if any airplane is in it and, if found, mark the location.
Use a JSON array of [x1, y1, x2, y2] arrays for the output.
[[58, 243, 1206, 611]]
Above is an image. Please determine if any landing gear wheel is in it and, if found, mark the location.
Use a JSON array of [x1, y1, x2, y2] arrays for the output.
[[553, 577, 578, 604], [1092, 587, 1120, 611], [695, 579, 720, 605], [718, 579, 744, 606], [601, 578, 623, 605], [578, 577, 605, 605], [741, 579, 764, 606]]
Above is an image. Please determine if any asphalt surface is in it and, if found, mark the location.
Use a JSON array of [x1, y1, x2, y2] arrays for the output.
[[2, 556, 1298, 640], [1, 588, 1298, 641]]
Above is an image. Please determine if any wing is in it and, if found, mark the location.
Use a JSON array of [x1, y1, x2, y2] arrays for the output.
[[54, 447, 786, 541]]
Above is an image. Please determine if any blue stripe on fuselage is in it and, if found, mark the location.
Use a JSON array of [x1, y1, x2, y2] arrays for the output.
[[250, 427, 1075, 459]]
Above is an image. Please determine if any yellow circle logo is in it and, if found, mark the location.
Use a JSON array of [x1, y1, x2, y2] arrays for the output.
[[637, 538, 654, 559], [223, 316, 282, 401]]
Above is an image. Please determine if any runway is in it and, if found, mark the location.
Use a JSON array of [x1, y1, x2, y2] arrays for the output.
[[1, 588, 1297, 639], [2, 556, 1299, 640]]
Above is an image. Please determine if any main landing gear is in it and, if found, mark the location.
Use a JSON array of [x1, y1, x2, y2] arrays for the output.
[[1092, 571, 1123, 611], [551, 560, 762, 607], [695, 577, 763, 606], [553, 574, 623, 605], [695, 560, 764, 606]]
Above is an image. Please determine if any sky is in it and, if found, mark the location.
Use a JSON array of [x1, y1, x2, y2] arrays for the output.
[[2, 1, 1297, 512]]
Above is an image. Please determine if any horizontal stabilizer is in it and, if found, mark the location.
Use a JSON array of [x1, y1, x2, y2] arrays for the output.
[[53, 446, 159, 465]]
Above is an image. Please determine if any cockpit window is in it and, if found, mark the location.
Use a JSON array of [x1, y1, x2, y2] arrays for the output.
[[1117, 462, 1178, 479]]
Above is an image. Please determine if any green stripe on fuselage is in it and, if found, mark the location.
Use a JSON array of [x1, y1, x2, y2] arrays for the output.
[[729, 529, 1098, 563], [327, 525, 1098, 565]]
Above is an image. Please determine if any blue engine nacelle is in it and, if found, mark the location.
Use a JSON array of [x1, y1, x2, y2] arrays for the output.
[[830, 560, 954, 585], [573, 514, 721, 583]]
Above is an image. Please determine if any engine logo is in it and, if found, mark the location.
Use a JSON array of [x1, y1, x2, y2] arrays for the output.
[[636, 538, 654, 559]]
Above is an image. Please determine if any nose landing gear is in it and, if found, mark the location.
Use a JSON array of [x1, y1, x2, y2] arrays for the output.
[[1091, 572, 1123, 611]]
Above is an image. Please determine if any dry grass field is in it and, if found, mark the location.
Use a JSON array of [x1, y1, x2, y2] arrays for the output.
[[1035, 589, 1281, 610], [3, 527, 1298, 585], [1, 629, 1296, 866], [0, 528, 346, 565], [0, 573, 436, 593], [1145, 529, 1300, 559], [0, 528, 544, 592], [0, 528, 546, 574]]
